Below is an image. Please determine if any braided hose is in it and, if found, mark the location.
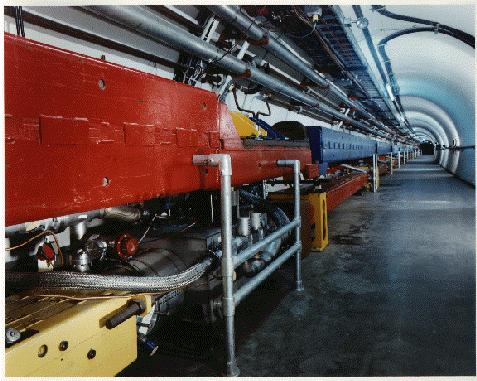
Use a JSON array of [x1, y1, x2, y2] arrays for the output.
[[6, 258, 213, 292]]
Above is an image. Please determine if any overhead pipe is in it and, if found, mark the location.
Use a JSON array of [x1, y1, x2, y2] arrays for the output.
[[206, 5, 401, 138], [83, 6, 390, 139], [4, 7, 186, 72], [207, 5, 331, 88]]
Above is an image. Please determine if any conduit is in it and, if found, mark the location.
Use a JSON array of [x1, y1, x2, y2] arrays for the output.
[[372, 5, 475, 48], [82, 6, 393, 139], [206, 5, 403, 139]]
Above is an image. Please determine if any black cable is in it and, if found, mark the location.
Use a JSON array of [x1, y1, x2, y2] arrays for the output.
[[376, 26, 463, 133], [239, 190, 289, 227], [372, 5, 474, 48], [14, 6, 21, 36], [369, 5, 474, 137], [19, 7, 25, 37], [286, 21, 318, 39]]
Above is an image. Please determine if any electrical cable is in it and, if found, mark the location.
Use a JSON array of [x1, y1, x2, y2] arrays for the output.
[[286, 21, 318, 39], [13, 6, 21, 36], [372, 5, 474, 48], [5, 230, 64, 267], [138, 214, 158, 244], [19, 6, 25, 37], [34, 292, 161, 300]]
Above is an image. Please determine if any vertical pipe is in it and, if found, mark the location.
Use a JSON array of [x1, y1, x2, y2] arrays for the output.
[[293, 161, 303, 291], [398, 151, 401, 168], [277, 160, 303, 291], [193, 154, 239, 376], [390, 153, 393, 175], [372, 154, 378, 193], [221, 171, 238, 377]]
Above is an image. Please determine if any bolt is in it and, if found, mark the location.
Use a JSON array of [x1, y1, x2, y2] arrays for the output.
[[5, 328, 21, 344], [87, 349, 96, 359]]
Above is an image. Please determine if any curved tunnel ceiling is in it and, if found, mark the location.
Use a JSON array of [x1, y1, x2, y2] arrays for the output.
[[341, 4, 475, 184]]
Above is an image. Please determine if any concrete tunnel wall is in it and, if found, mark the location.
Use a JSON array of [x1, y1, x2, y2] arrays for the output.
[[342, 5, 475, 185]]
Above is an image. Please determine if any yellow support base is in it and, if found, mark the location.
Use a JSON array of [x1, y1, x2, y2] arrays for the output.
[[308, 192, 329, 252], [6, 294, 139, 377], [270, 191, 329, 252]]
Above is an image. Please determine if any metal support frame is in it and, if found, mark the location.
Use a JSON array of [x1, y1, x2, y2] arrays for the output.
[[398, 151, 401, 168], [372, 154, 378, 193], [193, 155, 302, 376], [389, 153, 393, 175], [193, 154, 237, 376]]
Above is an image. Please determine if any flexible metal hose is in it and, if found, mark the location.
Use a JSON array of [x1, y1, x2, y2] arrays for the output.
[[6, 258, 213, 292]]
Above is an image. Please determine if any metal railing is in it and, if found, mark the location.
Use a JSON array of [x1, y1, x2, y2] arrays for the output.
[[194, 154, 303, 376]]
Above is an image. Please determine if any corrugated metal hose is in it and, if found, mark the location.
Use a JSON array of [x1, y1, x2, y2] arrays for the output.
[[6, 257, 213, 292]]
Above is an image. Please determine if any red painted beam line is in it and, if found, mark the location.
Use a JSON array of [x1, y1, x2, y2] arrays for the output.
[[4, 33, 313, 226], [325, 173, 368, 211]]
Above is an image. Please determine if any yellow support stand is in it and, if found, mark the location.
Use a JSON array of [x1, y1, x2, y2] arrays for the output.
[[5, 294, 142, 377], [269, 190, 329, 252], [308, 192, 329, 251]]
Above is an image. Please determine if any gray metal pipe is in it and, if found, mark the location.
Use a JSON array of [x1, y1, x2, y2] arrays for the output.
[[234, 242, 301, 305], [233, 219, 299, 268], [207, 5, 329, 88], [193, 154, 239, 377], [5, 206, 141, 237], [83, 6, 389, 138], [372, 154, 378, 193], [207, 5, 398, 136], [277, 159, 303, 291]]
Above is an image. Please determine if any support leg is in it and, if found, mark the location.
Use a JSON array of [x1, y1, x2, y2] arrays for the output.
[[278, 160, 303, 291], [372, 154, 378, 193], [193, 154, 239, 377]]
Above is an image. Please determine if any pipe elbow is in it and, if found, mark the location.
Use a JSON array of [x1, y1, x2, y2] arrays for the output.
[[193, 154, 232, 176]]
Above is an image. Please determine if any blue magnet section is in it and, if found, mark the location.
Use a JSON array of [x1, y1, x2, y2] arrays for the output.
[[376, 141, 393, 155], [306, 126, 376, 163]]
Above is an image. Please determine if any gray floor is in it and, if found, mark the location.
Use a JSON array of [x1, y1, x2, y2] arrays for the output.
[[123, 155, 475, 377], [237, 155, 476, 376]]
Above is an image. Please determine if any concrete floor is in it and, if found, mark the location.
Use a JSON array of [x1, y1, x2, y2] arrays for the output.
[[123, 155, 475, 376]]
